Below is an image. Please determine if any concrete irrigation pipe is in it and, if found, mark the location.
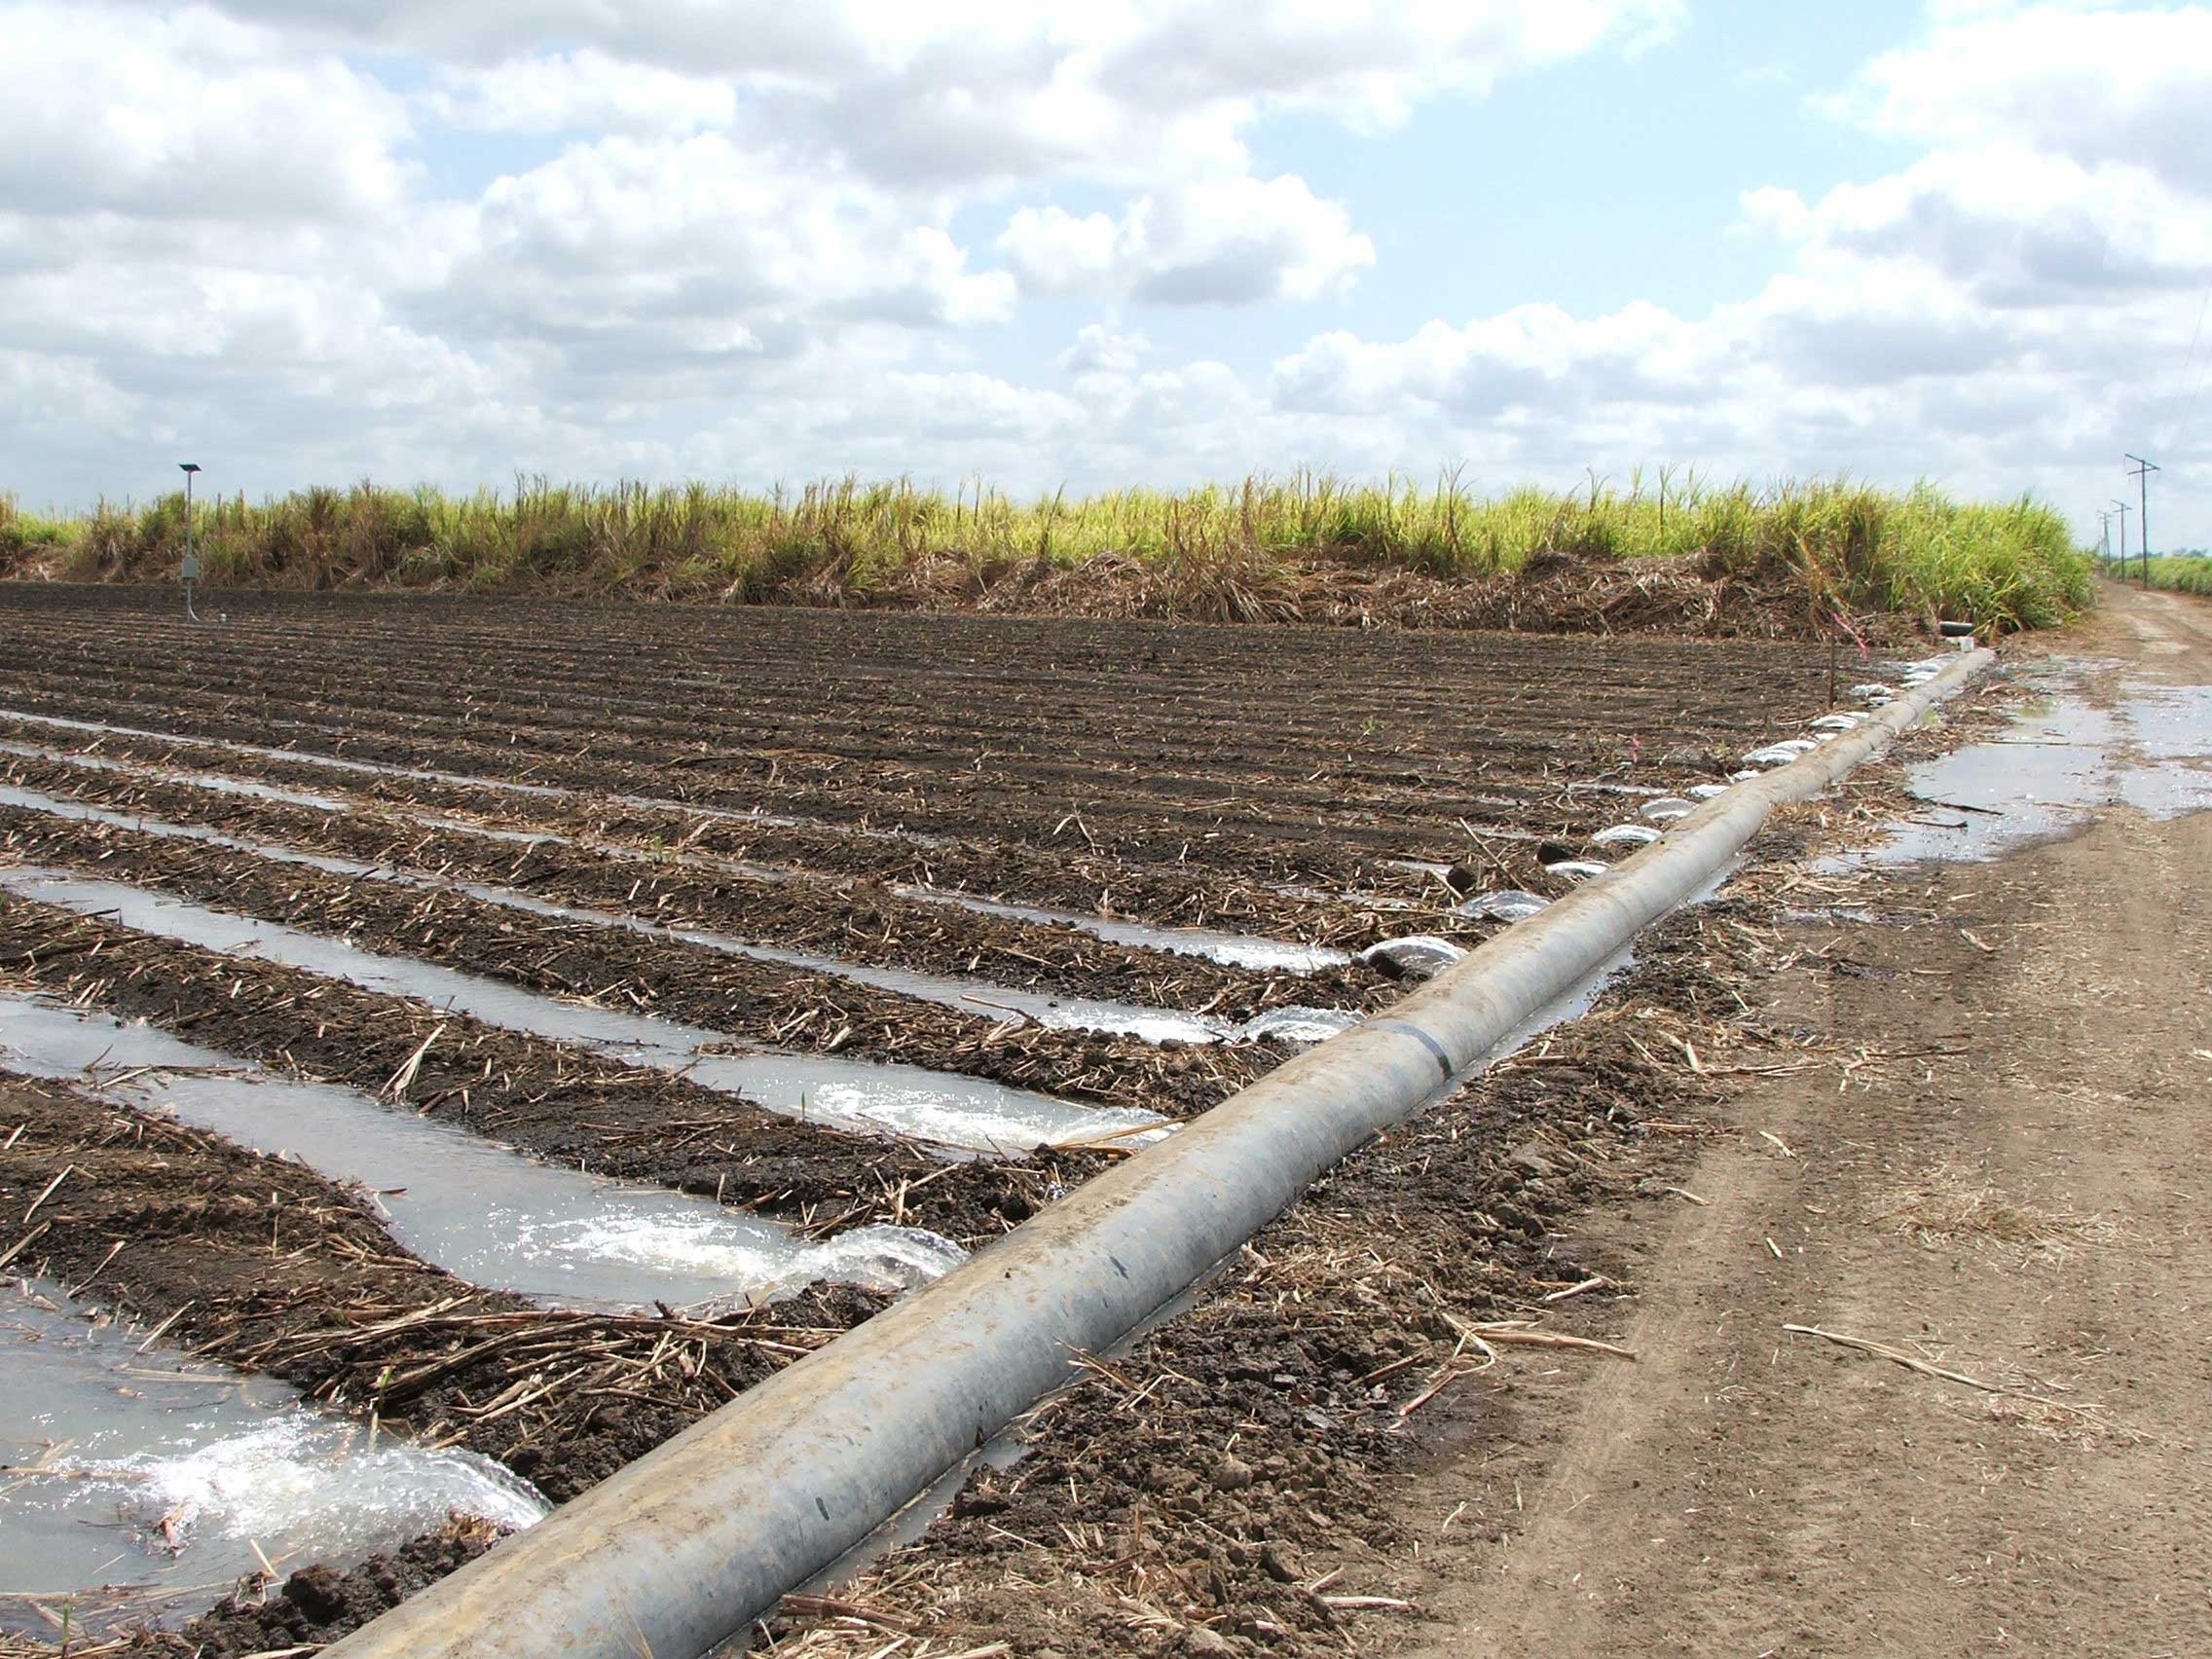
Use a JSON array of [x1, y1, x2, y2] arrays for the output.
[[327, 645, 1996, 1659]]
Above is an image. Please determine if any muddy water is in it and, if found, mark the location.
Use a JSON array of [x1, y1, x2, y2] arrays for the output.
[[0, 778, 1265, 1046], [1832, 663, 2212, 867], [0, 868, 1162, 1155], [0, 1281, 545, 1637], [0, 995, 963, 1310]]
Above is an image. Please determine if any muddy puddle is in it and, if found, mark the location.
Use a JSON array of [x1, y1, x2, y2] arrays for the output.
[[0, 1281, 544, 1638], [1830, 662, 2212, 868], [0, 867, 1161, 1156], [0, 995, 964, 1310]]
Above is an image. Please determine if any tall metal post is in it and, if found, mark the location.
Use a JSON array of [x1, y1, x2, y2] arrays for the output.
[[2112, 499, 2130, 573], [178, 461, 202, 619], [2124, 453, 2159, 587]]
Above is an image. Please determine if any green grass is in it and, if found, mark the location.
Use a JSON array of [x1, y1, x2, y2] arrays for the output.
[[2111, 555, 2212, 598], [2, 470, 2096, 632], [0, 493, 73, 566]]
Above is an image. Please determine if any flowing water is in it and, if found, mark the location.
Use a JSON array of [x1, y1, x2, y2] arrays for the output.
[[0, 866, 1162, 1155], [0, 781, 1243, 1047], [0, 1282, 546, 1638], [0, 994, 964, 1311]]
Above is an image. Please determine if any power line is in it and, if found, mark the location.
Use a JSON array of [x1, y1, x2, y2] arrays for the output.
[[2162, 279, 2212, 455]]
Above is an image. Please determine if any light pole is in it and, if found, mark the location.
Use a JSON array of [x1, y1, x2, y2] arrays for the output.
[[179, 462, 202, 619]]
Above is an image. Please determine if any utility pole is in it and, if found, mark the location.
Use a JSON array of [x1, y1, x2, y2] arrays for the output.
[[2125, 453, 2159, 587], [2112, 498, 2131, 573], [2098, 510, 2112, 565]]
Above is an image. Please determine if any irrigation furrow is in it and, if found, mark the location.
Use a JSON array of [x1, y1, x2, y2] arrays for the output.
[[5, 593, 1837, 742], [0, 858, 1170, 1149], [0, 709, 1439, 937], [0, 893, 1092, 1239], [0, 743, 1381, 1016], [0, 779, 1318, 1057], [0, 674, 1667, 871], [0, 1271, 545, 1639], [0, 637, 1774, 811], [0, 993, 968, 1310], [0, 1065, 942, 1635]]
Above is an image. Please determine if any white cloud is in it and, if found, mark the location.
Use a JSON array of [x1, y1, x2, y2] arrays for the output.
[[10, 0, 2208, 551], [425, 51, 739, 138], [0, 2, 411, 221], [1847, 3, 2212, 193], [1057, 323, 1152, 377], [999, 176, 1374, 304]]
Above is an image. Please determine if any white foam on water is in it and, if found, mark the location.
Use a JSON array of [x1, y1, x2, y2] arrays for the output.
[[518, 1215, 965, 1305], [64, 1417, 547, 1557], [1236, 1006, 1362, 1045], [1455, 889, 1551, 920], [1541, 859, 1610, 881], [895, 887, 1350, 973], [1356, 936, 1465, 977], [0, 1283, 546, 1634]]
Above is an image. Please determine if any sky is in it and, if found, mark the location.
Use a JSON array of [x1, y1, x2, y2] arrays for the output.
[[3, 0, 2209, 549]]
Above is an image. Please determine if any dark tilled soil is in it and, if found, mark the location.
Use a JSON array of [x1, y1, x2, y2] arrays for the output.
[[0, 715, 1403, 944], [0, 749, 1405, 1014], [142, 1522, 504, 1658], [0, 811, 1258, 1119], [0, 897, 1094, 1243], [0, 584, 1861, 928], [0, 585, 1901, 1655]]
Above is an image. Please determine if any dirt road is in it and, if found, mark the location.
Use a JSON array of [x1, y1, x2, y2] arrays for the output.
[[1393, 582, 2212, 1656]]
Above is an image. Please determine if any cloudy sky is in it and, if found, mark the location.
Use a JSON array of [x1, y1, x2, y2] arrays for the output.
[[4, 0, 2208, 547]]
